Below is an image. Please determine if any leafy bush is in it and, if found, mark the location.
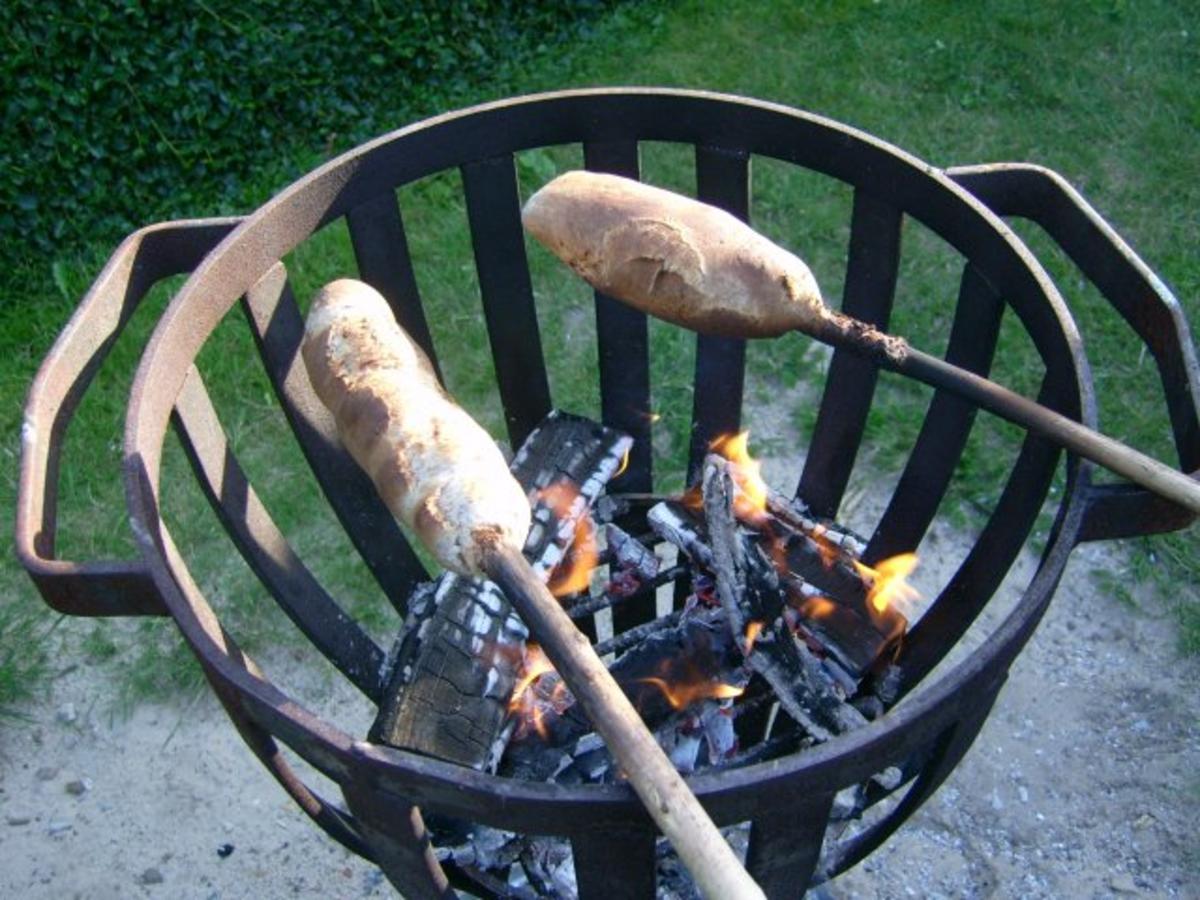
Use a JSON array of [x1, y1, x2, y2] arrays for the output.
[[0, 0, 615, 277]]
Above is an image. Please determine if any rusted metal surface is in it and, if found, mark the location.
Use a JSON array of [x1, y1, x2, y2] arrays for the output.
[[17, 89, 1199, 898]]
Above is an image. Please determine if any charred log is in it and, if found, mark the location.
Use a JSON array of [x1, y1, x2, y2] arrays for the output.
[[370, 410, 631, 769]]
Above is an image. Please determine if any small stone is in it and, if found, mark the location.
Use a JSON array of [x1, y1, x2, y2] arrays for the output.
[[6, 815, 31, 826], [35, 766, 59, 782], [65, 778, 92, 796], [138, 867, 165, 886], [1109, 873, 1140, 894], [56, 703, 77, 724], [47, 820, 71, 836], [1133, 813, 1155, 830]]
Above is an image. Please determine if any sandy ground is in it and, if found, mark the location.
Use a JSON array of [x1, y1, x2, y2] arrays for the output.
[[2, 521, 1196, 899]]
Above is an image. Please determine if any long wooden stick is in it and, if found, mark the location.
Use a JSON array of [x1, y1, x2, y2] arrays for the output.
[[303, 279, 764, 899], [480, 538, 764, 900], [523, 171, 1200, 515], [814, 312, 1199, 512]]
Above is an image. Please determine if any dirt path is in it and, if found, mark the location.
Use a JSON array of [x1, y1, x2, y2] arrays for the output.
[[2, 531, 1195, 899]]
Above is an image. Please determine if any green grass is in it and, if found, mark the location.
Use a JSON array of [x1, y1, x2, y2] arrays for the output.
[[4, 0, 1198, 715]]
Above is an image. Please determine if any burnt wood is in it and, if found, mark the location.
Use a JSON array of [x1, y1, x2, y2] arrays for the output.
[[370, 411, 631, 770]]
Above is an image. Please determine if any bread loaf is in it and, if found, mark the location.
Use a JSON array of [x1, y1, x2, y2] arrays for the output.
[[302, 279, 530, 576], [521, 170, 828, 338]]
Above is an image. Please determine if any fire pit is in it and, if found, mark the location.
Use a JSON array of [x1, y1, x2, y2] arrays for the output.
[[17, 89, 1199, 898]]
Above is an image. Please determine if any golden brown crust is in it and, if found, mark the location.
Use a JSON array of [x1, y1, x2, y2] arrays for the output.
[[522, 170, 829, 339], [302, 279, 529, 576]]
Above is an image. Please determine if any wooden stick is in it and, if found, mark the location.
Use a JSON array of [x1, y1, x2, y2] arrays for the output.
[[481, 538, 765, 900], [523, 171, 1200, 516], [303, 279, 764, 899], [813, 311, 1199, 513]]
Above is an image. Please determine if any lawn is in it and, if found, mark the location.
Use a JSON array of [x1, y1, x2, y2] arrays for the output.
[[3, 0, 1197, 713]]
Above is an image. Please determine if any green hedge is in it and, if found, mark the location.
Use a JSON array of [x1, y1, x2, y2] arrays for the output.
[[1, 0, 615, 273]]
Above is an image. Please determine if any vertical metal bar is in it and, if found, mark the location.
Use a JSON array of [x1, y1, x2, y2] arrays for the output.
[[796, 189, 903, 517], [346, 191, 443, 382], [746, 793, 834, 899], [894, 392, 1063, 696], [686, 145, 750, 486], [171, 366, 387, 701], [583, 140, 657, 633], [341, 781, 455, 900], [462, 154, 552, 450], [572, 824, 657, 900], [865, 264, 1005, 564], [819, 685, 1002, 880], [240, 264, 427, 607], [583, 140, 652, 495]]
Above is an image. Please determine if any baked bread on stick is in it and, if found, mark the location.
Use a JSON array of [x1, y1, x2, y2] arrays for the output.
[[522, 169, 827, 338], [302, 279, 529, 576]]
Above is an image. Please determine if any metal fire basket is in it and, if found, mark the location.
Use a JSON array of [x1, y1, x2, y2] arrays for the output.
[[17, 89, 1200, 898]]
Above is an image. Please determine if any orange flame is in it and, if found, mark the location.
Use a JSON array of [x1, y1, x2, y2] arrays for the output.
[[853, 553, 920, 615], [508, 644, 568, 740], [743, 620, 764, 657], [808, 524, 841, 569], [537, 482, 599, 598], [710, 431, 769, 521], [638, 676, 745, 711], [795, 594, 837, 621], [614, 447, 631, 480]]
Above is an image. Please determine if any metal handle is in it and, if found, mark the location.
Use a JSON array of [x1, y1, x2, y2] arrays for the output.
[[949, 163, 1200, 542], [15, 217, 241, 616]]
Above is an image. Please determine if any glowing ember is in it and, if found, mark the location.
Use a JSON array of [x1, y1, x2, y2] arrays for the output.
[[638, 676, 744, 711], [537, 482, 598, 598], [854, 553, 920, 615], [709, 431, 769, 520]]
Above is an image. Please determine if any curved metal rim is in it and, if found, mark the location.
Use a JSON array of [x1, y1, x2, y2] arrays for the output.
[[121, 87, 1094, 821]]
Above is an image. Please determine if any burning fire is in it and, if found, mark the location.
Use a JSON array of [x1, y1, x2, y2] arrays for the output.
[[854, 553, 920, 616], [638, 676, 744, 711], [807, 523, 842, 569], [508, 644, 570, 740], [743, 620, 764, 657], [614, 446, 631, 479], [636, 655, 745, 712], [537, 482, 599, 598], [710, 431, 769, 520]]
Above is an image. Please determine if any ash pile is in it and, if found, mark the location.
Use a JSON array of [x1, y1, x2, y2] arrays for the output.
[[370, 409, 921, 898]]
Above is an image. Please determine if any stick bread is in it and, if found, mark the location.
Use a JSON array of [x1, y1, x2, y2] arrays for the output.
[[522, 170, 827, 338], [303, 279, 529, 576]]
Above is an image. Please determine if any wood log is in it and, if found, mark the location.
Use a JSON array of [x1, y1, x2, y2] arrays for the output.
[[703, 457, 867, 739], [307, 280, 764, 899], [370, 410, 631, 769]]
